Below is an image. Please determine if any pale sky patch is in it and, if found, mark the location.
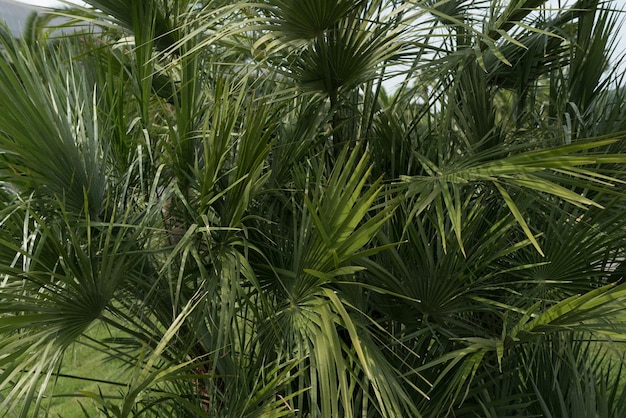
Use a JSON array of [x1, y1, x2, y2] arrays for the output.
[[16, 0, 84, 7]]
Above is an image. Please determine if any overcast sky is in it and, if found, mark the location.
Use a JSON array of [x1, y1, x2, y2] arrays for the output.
[[14, 0, 626, 69], [17, 0, 80, 6], [17, 0, 82, 6]]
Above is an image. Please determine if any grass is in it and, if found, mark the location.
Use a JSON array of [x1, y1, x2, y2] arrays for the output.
[[44, 332, 123, 417], [2, 324, 125, 418]]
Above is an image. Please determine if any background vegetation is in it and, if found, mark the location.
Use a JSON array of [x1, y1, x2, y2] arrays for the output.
[[1, 0, 626, 416]]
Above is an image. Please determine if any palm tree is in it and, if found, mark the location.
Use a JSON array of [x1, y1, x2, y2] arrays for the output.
[[1, 0, 626, 416]]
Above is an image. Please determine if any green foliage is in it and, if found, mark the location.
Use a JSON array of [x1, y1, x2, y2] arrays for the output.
[[1, 0, 626, 416]]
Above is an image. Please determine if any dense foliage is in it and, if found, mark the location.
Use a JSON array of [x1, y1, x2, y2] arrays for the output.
[[1, 0, 626, 416]]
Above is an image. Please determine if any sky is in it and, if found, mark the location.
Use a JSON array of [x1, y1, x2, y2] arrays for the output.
[[14, 0, 626, 69], [17, 0, 83, 6]]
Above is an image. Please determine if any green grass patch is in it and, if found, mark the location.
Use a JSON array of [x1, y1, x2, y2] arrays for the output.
[[2, 324, 127, 418]]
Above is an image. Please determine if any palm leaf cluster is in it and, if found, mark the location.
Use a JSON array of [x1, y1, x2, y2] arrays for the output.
[[1, 0, 626, 416]]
